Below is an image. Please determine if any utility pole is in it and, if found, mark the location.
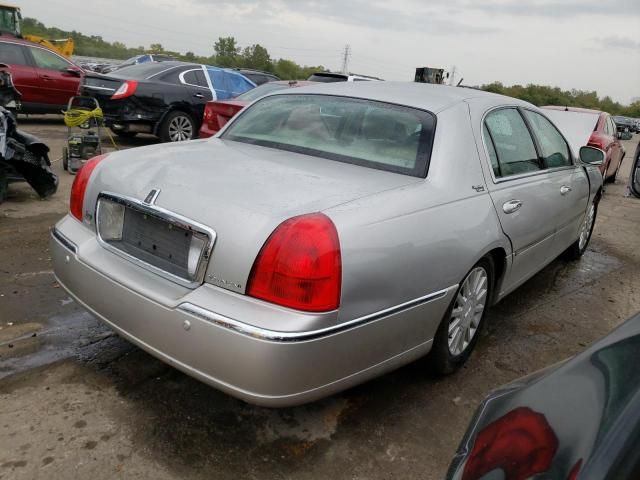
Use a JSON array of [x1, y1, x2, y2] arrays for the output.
[[341, 44, 351, 75], [449, 65, 456, 86]]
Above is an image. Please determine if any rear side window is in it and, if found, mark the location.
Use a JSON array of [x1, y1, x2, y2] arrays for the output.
[[0, 42, 28, 66], [484, 108, 541, 177], [523, 110, 572, 168], [222, 94, 436, 177], [182, 69, 208, 88], [307, 74, 346, 83]]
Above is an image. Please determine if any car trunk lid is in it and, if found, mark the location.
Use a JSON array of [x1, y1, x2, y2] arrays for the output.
[[85, 138, 421, 293]]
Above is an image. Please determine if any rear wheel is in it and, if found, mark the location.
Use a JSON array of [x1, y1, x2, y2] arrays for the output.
[[565, 196, 598, 260], [159, 111, 195, 143], [429, 257, 494, 375], [62, 147, 68, 171]]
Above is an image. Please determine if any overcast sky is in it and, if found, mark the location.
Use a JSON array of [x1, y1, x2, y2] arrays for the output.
[[18, 0, 640, 104]]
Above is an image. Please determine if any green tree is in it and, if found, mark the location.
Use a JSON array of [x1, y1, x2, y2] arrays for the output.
[[240, 44, 271, 71], [214, 36, 240, 67], [149, 43, 164, 54]]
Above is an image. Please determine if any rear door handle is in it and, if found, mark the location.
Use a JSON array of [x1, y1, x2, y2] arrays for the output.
[[560, 185, 572, 195], [193, 93, 204, 99], [41, 75, 52, 80], [503, 200, 523, 214]]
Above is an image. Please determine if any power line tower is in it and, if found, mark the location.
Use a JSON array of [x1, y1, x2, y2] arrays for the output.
[[341, 44, 351, 74]]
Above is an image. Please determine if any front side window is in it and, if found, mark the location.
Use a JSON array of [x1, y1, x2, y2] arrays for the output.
[[523, 110, 572, 168], [222, 94, 436, 177], [30, 47, 69, 70], [484, 108, 541, 178]]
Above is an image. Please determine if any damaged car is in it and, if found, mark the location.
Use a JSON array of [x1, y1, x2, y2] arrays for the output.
[[52, 82, 603, 406], [630, 140, 640, 198], [0, 66, 57, 202], [81, 61, 256, 142]]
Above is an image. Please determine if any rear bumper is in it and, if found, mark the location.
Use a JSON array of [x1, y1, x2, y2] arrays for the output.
[[51, 216, 454, 406]]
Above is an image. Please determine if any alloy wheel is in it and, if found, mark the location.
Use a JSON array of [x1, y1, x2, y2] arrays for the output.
[[578, 202, 596, 251], [448, 267, 488, 356], [168, 115, 193, 142]]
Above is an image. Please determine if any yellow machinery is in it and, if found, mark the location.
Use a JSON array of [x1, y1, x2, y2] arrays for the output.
[[0, 3, 74, 57]]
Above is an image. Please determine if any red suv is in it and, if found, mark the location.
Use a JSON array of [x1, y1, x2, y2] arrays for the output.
[[543, 106, 625, 182], [0, 37, 83, 113]]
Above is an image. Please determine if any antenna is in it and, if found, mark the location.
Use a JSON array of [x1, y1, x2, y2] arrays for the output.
[[341, 44, 351, 75]]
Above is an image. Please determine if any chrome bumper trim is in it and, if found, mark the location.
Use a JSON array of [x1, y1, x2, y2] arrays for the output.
[[52, 227, 77, 254], [178, 286, 454, 342]]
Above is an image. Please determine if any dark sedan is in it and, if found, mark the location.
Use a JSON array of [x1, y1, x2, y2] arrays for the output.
[[448, 312, 640, 480], [80, 61, 255, 142]]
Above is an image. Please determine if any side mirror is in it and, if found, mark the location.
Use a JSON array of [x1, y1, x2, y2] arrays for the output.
[[579, 146, 605, 166], [64, 67, 82, 77]]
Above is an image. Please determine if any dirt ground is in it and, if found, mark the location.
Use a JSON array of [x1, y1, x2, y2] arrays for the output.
[[1, 118, 639, 480]]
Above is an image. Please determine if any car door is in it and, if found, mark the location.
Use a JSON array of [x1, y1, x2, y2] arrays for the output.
[[26, 45, 81, 108], [522, 109, 590, 256], [0, 41, 39, 105], [482, 107, 560, 289], [179, 67, 213, 125]]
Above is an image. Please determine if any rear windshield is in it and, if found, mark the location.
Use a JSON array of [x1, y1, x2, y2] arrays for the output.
[[221, 94, 436, 177], [235, 83, 288, 101], [109, 63, 184, 80], [308, 73, 347, 83]]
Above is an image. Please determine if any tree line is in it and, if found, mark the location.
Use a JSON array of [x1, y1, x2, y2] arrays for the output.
[[21, 17, 639, 116], [22, 18, 325, 80]]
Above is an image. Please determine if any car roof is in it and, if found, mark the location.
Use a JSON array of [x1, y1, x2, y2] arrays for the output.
[[271, 81, 523, 113], [270, 80, 317, 87], [543, 105, 605, 115]]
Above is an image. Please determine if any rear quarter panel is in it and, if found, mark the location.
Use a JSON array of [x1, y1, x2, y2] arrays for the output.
[[326, 102, 510, 323]]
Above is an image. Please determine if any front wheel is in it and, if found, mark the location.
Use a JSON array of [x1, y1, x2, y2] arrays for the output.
[[565, 197, 598, 260], [159, 111, 195, 143], [429, 257, 494, 375]]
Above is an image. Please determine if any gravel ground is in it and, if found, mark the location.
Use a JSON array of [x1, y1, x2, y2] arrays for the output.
[[1, 118, 639, 480]]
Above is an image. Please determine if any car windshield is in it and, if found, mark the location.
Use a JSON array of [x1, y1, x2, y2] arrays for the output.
[[235, 83, 289, 102], [221, 94, 436, 177]]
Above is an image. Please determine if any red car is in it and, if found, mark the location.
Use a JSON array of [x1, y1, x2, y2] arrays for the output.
[[200, 80, 317, 138], [0, 37, 83, 114], [542, 106, 625, 182]]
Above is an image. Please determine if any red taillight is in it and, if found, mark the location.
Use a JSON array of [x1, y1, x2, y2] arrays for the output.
[[111, 80, 138, 100], [247, 213, 342, 312], [587, 134, 606, 150], [69, 154, 108, 221], [203, 102, 215, 121]]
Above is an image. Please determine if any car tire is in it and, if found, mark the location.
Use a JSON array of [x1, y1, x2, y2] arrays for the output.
[[62, 147, 68, 172], [565, 196, 599, 260], [0, 165, 8, 204], [428, 256, 494, 375], [159, 111, 196, 143]]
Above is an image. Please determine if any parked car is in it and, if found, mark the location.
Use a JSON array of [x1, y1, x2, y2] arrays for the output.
[[234, 68, 280, 85], [199, 80, 317, 138], [80, 61, 255, 142], [613, 115, 636, 133], [308, 71, 383, 82], [102, 54, 177, 74], [543, 106, 625, 182], [51, 82, 604, 407], [0, 37, 83, 114], [448, 311, 640, 480]]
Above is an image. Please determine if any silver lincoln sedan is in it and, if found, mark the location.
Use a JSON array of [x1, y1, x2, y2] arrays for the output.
[[51, 82, 605, 406]]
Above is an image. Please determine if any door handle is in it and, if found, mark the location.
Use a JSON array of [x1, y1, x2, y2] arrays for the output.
[[193, 93, 204, 99], [41, 75, 52, 80], [560, 185, 572, 195], [503, 200, 523, 214]]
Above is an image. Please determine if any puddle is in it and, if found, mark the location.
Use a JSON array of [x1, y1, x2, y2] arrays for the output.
[[0, 310, 111, 379]]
